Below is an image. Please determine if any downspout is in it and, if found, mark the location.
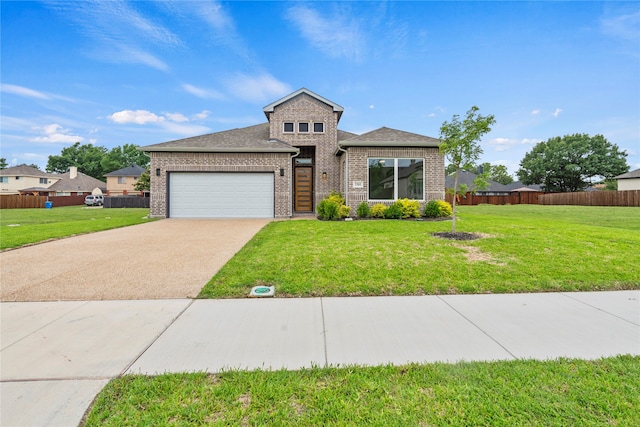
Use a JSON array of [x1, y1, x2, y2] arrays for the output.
[[337, 145, 348, 208], [289, 148, 301, 217]]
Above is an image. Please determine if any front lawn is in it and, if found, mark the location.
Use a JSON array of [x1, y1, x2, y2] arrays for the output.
[[199, 205, 640, 298], [83, 356, 640, 426], [0, 206, 155, 250]]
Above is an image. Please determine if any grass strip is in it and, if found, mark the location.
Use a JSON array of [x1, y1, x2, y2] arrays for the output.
[[0, 206, 155, 250], [84, 355, 640, 426], [199, 205, 640, 298]]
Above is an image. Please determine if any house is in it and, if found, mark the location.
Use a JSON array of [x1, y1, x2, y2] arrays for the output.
[[446, 170, 511, 194], [614, 168, 640, 191], [0, 164, 60, 195], [105, 164, 146, 196], [142, 88, 444, 218], [45, 166, 106, 196]]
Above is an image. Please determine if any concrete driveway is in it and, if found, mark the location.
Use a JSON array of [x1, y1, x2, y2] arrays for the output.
[[0, 219, 270, 301]]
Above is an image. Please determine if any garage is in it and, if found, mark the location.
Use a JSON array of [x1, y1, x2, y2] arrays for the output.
[[169, 172, 274, 218]]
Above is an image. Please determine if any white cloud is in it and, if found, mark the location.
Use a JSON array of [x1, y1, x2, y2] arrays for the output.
[[182, 83, 224, 100], [1, 84, 50, 100], [601, 10, 640, 41], [531, 109, 541, 115], [486, 137, 541, 152], [369, 105, 375, 109], [108, 110, 165, 125], [165, 113, 189, 123], [225, 73, 291, 103], [192, 110, 211, 120], [285, 5, 365, 61], [553, 108, 563, 117], [31, 123, 84, 144]]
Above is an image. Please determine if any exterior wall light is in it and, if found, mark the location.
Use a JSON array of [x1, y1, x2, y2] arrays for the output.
[[280, 168, 285, 176], [322, 172, 327, 181], [156, 168, 161, 176]]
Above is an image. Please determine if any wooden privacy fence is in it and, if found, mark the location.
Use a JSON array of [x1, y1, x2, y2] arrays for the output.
[[538, 190, 640, 207], [0, 195, 86, 209], [445, 191, 546, 206], [104, 196, 150, 208]]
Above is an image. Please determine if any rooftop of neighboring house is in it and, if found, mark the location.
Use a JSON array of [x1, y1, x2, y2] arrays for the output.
[[614, 168, 640, 180], [104, 164, 146, 177], [0, 164, 58, 178], [47, 167, 106, 192]]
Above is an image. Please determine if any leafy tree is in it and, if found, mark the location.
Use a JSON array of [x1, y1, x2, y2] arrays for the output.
[[439, 106, 496, 232], [47, 142, 109, 180], [445, 162, 513, 185], [517, 134, 628, 192], [134, 168, 150, 191], [101, 144, 149, 173], [0, 158, 8, 169]]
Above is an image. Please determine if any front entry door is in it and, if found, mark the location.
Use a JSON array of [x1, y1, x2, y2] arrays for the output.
[[294, 167, 313, 212]]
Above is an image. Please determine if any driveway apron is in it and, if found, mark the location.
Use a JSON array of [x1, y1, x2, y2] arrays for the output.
[[0, 219, 270, 301]]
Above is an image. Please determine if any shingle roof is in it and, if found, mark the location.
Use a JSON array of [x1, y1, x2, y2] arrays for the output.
[[445, 170, 510, 192], [614, 168, 640, 180], [338, 127, 440, 148], [504, 181, 543, 191], [47, 170, 106, 192], [0, 164, 57, 178], [141, 123, 298, 153], [105, 164, 146, 177]]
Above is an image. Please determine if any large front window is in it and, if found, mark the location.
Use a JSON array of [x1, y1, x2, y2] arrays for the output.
[[368, 158, 424, 200]]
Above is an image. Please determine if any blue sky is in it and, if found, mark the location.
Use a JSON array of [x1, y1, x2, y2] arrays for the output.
[[2, 1, 639, 177]]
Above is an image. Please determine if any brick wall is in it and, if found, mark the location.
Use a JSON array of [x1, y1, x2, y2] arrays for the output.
[[344, 146, 444, 212], [149, 151, 292, 218], [266, 93, 342, 207]]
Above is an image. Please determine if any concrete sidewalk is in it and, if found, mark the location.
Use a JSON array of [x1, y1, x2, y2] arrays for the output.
[[2, 291, 639, 426]]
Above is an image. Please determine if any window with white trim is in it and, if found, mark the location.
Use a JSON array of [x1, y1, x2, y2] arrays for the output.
[[0, 177, 8, 183], [118, 176, 127, 184], [298, 122, 309, 133], [283, 122, 294, 133], [368, 158, 424, 200], [313, 122, 324, 133], [39, 178, 48, 184]]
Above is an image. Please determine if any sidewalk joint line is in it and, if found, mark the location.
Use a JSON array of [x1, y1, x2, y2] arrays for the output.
[[320, 297, 329, 368], [560, 292, 640, 327], [437, 296, 518, 360], [118, 299, 196, 377]]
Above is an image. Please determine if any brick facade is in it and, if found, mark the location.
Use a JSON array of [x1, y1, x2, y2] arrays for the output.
[[265, 93, 342, 206], [342, 147, 445, 213], [149, 151, 292, 218]]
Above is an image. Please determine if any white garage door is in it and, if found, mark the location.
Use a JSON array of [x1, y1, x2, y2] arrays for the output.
[[169, 172, 274, 218]]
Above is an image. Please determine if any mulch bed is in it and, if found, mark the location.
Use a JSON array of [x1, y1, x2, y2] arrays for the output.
[[432, 232, 482, 241]]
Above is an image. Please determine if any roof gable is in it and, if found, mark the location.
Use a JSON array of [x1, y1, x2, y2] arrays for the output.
[[263, 88, 344, 120], [0, 164, 56, 178], [48, 170, 106, 192], [614, 168, 640, 180], [339, 127, 440, 148]]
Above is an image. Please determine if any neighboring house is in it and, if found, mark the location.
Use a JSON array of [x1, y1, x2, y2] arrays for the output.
[[105, 164, 146, 196], [46, 166, 106, 196], [503, 181, 543, 192], [142, 88, 444, 218], [445, 170, 510, 194], [614, 168, 640, 191], [0, 164, 60, 195]]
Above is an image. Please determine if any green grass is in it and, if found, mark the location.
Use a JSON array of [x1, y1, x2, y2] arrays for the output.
[[199, 205, 640, 298], [83, 356, 640, 426], [0, 206, 156, 250]]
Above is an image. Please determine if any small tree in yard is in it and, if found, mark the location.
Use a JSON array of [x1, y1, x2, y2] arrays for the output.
[[439, 106, 496, 233], [134, 168, 150, 192]]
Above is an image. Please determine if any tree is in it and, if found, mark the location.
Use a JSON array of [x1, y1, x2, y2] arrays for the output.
[[46, 142, 108, 180], [445, 162, 513, 185], [134, 168, 150, 191], [101, 144, 149, 173], [0, 158, 8, 169], [439, 106, 496, 232], [517, 134, 628, 192]]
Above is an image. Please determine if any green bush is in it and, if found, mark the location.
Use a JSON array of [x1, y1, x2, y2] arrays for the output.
[[370, 203, 387, 218], [384, 203, 403, 219], [356, 202, 371, 218], [423, 200, 453, 218], [396, 198, 421, 219], [317, 191, 348, 220]]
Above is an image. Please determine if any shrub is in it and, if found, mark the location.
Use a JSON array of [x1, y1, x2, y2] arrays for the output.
[[423, 200, 453, 218], [356, 201, 371, 218], [384, 203, 403, 219], [396, 198, 421, 219], [317, 191, 349, 220], [370, 203, 387, 218]]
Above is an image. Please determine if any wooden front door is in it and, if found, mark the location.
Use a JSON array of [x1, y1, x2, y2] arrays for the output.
[[294, 167, 313, 212]]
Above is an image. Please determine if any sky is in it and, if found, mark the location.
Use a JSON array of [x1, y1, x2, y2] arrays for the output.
[[2, 0, 639, 178]]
